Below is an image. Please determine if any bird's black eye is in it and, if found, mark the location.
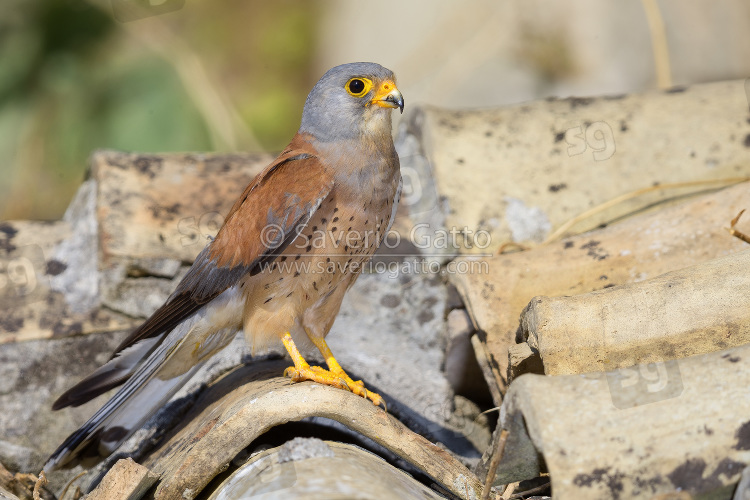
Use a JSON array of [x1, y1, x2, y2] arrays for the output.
[[349, 79, 365, 94], [345, 77, 372, 97]]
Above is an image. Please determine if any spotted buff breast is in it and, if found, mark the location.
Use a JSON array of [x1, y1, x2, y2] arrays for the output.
[[46, 62, 404, 470]]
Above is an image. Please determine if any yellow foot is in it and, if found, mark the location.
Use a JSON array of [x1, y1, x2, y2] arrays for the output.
[[283, 365, 349, 391], [284, 364, 385, 409], [280, 332, 386, 409]]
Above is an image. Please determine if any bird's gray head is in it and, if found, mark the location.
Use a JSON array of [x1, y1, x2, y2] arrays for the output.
[[299, 62, 404, 143]]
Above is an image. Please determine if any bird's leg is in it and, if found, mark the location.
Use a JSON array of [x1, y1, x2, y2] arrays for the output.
[[280, 332, 384, 408], [281, 333, 349, 392], [308, 334, 385, 409]]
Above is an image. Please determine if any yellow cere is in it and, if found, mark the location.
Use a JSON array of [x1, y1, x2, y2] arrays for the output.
[[370, 80, 399, 107]]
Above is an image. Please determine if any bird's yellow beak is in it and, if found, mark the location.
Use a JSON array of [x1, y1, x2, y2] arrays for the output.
[[370, 80, 404, 113]]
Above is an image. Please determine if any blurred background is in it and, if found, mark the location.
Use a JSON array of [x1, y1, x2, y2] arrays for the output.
[[1, 0, 749, 221]]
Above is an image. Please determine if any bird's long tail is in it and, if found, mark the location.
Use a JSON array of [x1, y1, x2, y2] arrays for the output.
[[45, 315, 236, 471]]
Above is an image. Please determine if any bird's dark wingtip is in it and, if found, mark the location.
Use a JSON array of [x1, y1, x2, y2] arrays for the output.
[[51, 396, 70, 411]]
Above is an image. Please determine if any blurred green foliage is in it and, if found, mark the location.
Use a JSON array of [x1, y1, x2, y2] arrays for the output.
[[0, 0, 318, 220]]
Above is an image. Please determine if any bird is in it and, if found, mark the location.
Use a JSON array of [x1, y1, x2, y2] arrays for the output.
[[45, 62, 404, 470]]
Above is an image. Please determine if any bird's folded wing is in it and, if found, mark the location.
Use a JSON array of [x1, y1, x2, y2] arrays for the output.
[[52, 147, 333, 410], [113, 149, 334, 354]]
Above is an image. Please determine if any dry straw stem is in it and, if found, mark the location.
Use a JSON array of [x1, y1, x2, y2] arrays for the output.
[[58, 470, 88, 500], [544, 177, 750, 244], [641, 0, 673, 89], [508, 481, 550, 499], [32, 471, 47, 500], [482, 429, 508, 500], [501, 483, 516, 499], [727, 209, 750, 244]]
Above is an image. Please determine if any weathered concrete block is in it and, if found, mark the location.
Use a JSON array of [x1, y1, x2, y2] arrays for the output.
[[84, 458, 158, 500], [208, 440, 446, 500], [521, 249, 750, 376], [451, 180, 750, 396], [400, 80, 750, 254], [495, 343, 750, 499]]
